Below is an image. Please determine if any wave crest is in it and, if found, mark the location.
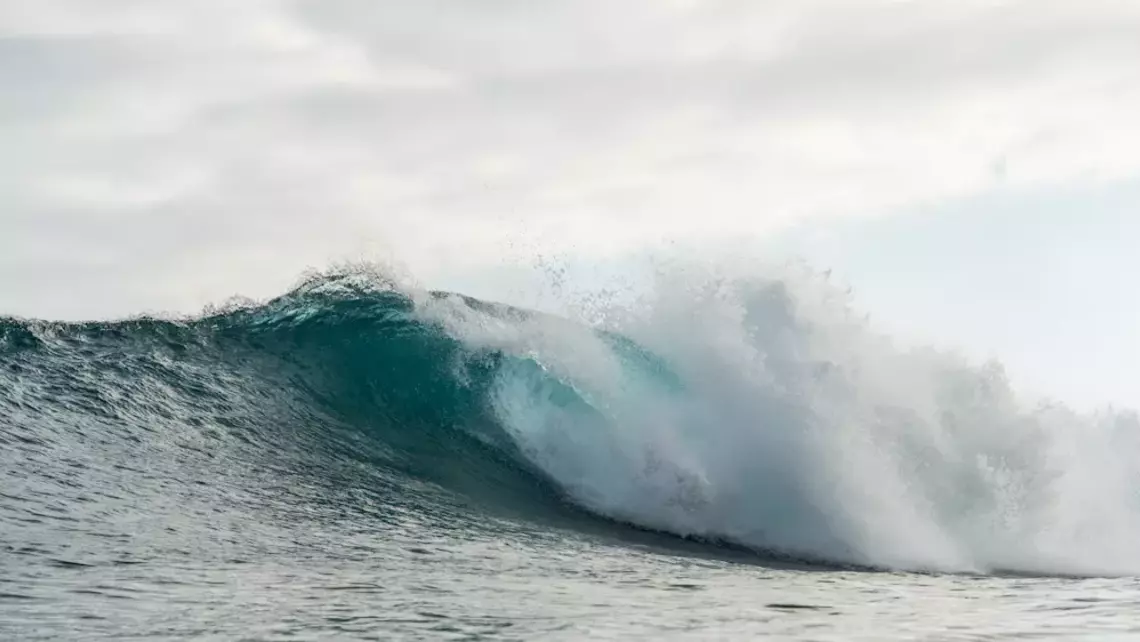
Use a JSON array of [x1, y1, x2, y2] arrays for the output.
[[4, 265, 1139, 576]]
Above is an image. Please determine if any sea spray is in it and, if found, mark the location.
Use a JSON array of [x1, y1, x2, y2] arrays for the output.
[[414, 259, 1140, 574]]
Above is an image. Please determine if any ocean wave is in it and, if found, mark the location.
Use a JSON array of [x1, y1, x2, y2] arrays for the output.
[[3, 265, 1138, 576]]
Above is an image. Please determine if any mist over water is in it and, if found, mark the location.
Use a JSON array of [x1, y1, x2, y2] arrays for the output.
[[415, 258, 1140, 576]]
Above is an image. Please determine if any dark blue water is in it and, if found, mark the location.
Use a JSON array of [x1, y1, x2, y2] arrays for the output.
[[3, 272, 1139, 640]]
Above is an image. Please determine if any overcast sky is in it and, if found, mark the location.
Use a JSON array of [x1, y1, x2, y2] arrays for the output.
[[2, 0, 1139, 407]]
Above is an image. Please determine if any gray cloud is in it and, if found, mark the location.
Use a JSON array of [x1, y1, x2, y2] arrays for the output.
[[2, 0, 1140, 318]]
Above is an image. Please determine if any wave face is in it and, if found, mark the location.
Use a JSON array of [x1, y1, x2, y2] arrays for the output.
[[3, 267, 1139, 576]]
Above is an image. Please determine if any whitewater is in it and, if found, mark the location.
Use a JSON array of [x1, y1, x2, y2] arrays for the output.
[[3, 261, 1139, 640]]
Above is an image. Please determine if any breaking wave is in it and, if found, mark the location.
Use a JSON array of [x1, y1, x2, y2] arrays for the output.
[[3, 264, 1138, 576]]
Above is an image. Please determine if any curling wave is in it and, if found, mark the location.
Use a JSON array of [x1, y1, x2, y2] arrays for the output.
[[3, 266, 1138, 576]]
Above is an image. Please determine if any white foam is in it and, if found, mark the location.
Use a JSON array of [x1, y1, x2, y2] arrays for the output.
[[419, 258, 1140, 575]]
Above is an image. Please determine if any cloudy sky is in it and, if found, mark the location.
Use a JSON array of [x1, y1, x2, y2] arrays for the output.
[[2, 0, 1139, 407]]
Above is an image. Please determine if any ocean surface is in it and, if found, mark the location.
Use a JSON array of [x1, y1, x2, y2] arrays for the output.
[[3, 267, 1140, 640]]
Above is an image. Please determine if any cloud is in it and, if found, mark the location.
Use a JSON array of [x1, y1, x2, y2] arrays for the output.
[[2, 0, 1140, 318]]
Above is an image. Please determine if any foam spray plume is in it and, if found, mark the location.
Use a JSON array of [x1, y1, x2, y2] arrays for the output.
[[416, 259, 1140, 576]]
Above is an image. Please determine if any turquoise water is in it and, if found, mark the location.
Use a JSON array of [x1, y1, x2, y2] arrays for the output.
[[3, 270, 1140, 640]]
